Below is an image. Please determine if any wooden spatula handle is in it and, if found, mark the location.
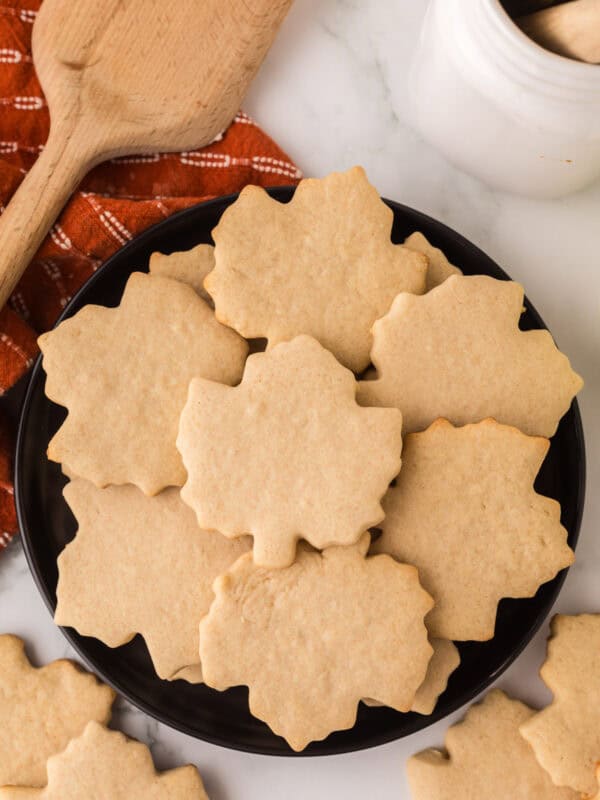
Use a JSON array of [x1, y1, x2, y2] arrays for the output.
[[0, 127, 92, 309]]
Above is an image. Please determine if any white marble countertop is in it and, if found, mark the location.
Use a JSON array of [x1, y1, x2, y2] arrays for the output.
[[1, 1, 599, 798]]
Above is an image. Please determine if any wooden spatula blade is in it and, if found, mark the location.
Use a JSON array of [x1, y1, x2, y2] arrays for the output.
[[0, 0, 294, 308]]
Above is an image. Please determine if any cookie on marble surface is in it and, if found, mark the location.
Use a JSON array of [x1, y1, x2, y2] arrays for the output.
[[407, 690, 578, 800], [55, 479, 250, 682], [177, 335, 403, 567], [372, 419, 574, 641], [149, 244, 214, 304], [205, 166, 427, 373], [364, 638, 460, 715], [0, 635, 114, 788], [200, 535, 433, 751], [39, 271, 248, 495], [0, 722, 208, 800], [358, 274, 583, 436], [404, 232, 462, 291], [520, 614, 600, 795]]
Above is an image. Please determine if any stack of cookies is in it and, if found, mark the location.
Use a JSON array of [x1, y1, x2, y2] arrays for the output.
[[38, 167, 583, 751]]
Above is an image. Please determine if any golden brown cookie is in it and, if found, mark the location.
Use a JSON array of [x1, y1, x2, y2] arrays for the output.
[[205, 167, 427, 372], [358, 274, 583, 436], [372, 419, 574, 641], [403, 232, 462, 291], [410, 639, 460, 715], [519, 614, 600, 795], [0, 722, 208, 799], [55, 479, 250, 682], [407, 690, 578, 800], [199, 535, 433, 751], [149, 244, 214, 304], [0, 635, 114, 788], [364, 637, 460, 715], [39, 272, 248, 495], [177, 335, 403, 567]]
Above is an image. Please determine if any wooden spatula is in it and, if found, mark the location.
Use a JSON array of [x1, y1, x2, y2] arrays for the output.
[[0, 0, 293, 308]]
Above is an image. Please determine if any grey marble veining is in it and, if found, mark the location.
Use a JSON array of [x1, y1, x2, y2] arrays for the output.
[[1, 1, 599, 797]]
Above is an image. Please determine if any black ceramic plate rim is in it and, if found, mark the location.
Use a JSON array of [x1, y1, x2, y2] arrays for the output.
[[15, 189, 586, 756]]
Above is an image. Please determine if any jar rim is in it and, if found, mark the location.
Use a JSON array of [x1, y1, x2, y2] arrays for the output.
[[483, 0, 600, 91]]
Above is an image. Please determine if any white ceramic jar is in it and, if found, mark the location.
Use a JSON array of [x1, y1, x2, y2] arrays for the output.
[[409, 0, 600, 198]]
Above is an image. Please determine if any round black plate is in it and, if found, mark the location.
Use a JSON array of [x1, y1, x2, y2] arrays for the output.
[[15, 188, 585, 756]]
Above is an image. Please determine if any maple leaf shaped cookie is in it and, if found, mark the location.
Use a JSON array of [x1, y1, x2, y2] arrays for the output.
[[403, 232, 462, 291], [371, 419, 574, 641], [358, 274, 583, 437], [55, 479, 250, 682], [149, 243, 214, 304], [407, 690, 579, 800], [409, 639, 460, 715], [39, 271, 248, 495], [177, 335, 403, 567], [204, 167, 427, 373], [0, 635, 114, 788], [199, 535, 433, 751], [0, 722, 208, 800], [519, 614, 600, 795], [363, 637, 460, 715]]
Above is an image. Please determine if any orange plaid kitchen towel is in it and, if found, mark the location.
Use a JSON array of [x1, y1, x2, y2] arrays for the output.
[[0, 0, 301, 552]]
